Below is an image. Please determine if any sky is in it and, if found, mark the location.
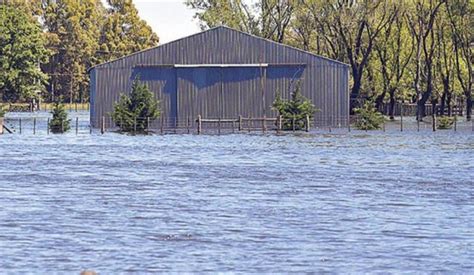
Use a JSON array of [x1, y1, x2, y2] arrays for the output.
[[133, 0, 202, 44]]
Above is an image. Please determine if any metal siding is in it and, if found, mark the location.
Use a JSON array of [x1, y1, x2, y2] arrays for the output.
[[91, 27, 349, 128]]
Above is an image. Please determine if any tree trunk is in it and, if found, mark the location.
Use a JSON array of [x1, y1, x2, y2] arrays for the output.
[[467, 96, 472, 121], [389, 89, 396, 120], [447, 93, 452, 116], [439, 91, 447, 116], [350, 75, 362, 113]]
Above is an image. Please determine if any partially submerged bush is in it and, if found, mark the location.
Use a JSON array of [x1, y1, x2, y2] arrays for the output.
[[112, 78, 160, 133], [49, 101, 70, 133], [354, 101, 385, 130], [272, 82, 318, 130], [437, 116, 454, 130], [0, 108, 6, 118]]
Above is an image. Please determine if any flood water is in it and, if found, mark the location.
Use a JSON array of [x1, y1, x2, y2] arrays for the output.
[[0, 120, 473, 272]]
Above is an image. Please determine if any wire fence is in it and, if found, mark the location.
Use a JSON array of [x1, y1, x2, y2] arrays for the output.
[[2, 112, 472, 136]]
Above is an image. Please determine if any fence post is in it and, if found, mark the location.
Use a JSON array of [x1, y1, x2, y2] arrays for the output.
[[454, 114, 457, 132], [19, 118, 22, 134], [248, 116, 252, 133], [218, 117, 221, 135], [76, 117, 79, 135], [101, 116, 105, 134], [47, 118, 49, 135], [33, 117, 36, 135], [348, 116, 351, 132], [262, 116, 266, 133], [400, 104, 404, 132], [187, 117, 190, 134], [432, 114, 436, 132], [305, 115, 310, 132], [238, 115, 242, 131], [278, 115, 282, 133], [198, 115, 202, 134], [417, 119, 420, 132], [383, 119, 385, 132]]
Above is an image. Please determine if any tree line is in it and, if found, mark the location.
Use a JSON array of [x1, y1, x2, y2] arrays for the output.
[[0, 0, 158, 104], [186, 0, 473, 120]]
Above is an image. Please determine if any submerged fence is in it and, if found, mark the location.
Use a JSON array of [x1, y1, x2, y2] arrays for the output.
[[2, 113, 473, 135]]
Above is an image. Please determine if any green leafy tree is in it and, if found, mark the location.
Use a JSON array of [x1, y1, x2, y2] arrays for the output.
[[112, 78, 160, 133], [98, 0, 159, 63], [272, 82, 318, 130], [49, 100, 71, 133], [0, 5, 50, 102], [41, 0, 104, 103], [354, 101, 385, 130]]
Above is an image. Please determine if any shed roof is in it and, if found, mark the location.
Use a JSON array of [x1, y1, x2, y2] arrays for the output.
[[89, 26, 349, 72]]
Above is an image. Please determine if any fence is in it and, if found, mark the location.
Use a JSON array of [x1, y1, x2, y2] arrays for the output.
[[1, 113, 473, 135], [0, 102, 90, 113]]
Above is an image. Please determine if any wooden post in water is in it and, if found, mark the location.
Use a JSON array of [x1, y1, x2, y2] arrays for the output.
[[262, 116, 266, 133], [187, 117, 190, 134], [101, 116, 105, 134], [417, 118, 420, 132], [400, 104, 404, 132], [383, 119, 385, 132], [305, 115, 310, 132], [76, 117, 79, 135], [248, 116, 252, 133], [432, 114, 436, 132], [454, 113, 457, 132], [33, 117, 36, 135], [278, 115, 282, 133], [238, 115, 242, 131], [47, 118, 49, 135], [19, 118, 22, 134], [197, 115, 202, 135], [218, 117, 221, 135]]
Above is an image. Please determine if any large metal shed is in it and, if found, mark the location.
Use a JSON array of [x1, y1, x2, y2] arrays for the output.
[[89, 26, 349, 128]]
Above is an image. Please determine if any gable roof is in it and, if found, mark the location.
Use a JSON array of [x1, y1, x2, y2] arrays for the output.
[[89, 26, 348, 72]]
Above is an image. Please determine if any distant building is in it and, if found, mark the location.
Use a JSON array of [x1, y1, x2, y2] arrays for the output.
[[89, 26, 349, 128]]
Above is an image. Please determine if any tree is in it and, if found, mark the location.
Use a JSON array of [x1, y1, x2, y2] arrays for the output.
[[354, 101, 385, 130], [41, 0, 104, 103], [0, 5, 50, 102], [272, 82, 318, 130], [112, 78, 160, 133], [49, 100, 71, 133], [406, 0, 446, 120], [373, 5, 414, 119], [446, 0, 473, 121], [98, 0, 159, 63]]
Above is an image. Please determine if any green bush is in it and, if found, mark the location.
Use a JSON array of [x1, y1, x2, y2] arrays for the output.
[[49, 101, 70, 133], [354, 101, 385, 130], [112, 78, 160, 133], [272, 82, 318, 130], [437, 116, 454, 130]]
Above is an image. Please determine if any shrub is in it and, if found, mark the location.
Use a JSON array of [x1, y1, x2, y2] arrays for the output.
[[112, 78, 160, 133], [437, 116, 454, 130], [354, 101, 385, 130], [272, 82, 318, 130], [49, 101, 70, 133]]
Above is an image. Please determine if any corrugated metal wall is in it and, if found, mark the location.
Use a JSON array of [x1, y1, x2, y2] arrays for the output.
[[90, 26, 349, 127]]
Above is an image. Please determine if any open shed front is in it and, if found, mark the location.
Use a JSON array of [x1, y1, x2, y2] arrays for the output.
[[132, 64, 306, 126]]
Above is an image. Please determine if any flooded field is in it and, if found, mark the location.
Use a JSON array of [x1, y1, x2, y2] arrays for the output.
[[0, 112, 473, 272]]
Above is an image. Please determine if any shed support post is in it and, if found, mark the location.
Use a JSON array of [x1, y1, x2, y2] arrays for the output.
[[292, 117, 295, 132], [76, 117, 79, 135], [278, 115, 282, 133], [263, 116, 266, 133], [160, 116, 164, 134], [218, 117, 221, 135], [101, 116, 105, 134], [238, 115, 242, 131], [197, 115, 202, 135]]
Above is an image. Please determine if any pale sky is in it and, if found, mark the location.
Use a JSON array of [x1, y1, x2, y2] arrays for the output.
[[133, 0, 202, 44]]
